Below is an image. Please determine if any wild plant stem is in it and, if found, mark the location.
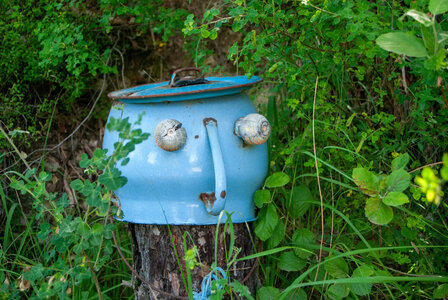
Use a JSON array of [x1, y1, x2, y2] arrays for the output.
[[311, 76, 326, 292], [410, 162, 443, 174], [440, 83, 448, 111], [83, 251, 103, 300], [0, 126, 39, 183], [321, 156, 336, 294], [40, 99, 58, 173]]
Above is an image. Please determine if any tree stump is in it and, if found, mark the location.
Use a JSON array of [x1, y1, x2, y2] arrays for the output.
[[129, 223, 257, 299]]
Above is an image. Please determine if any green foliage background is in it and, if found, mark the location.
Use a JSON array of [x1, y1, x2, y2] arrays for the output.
[[1, 0, 448, 299]]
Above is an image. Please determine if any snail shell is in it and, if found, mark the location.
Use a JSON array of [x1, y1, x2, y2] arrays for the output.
[[154, 119, 187, 151], [234, 113, 271, 145]]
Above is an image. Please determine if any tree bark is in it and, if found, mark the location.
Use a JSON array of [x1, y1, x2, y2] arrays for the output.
[[129, 223, 258, 299]]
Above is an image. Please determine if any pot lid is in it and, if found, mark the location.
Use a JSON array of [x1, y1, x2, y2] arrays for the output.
[[108, 67, 263, 103]]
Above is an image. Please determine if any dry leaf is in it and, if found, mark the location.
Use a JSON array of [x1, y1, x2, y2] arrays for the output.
[[19, 275, 30, 292]]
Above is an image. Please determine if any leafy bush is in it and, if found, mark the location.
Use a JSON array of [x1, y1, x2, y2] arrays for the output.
[[1, 115, 148, 298], [0, 0, 187, 148]]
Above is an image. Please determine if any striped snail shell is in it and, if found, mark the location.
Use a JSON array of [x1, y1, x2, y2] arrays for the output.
[[234, 113, 271, 145], [154, 119, 187, 151]]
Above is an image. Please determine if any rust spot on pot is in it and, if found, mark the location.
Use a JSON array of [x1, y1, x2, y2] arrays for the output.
[[220, 190, 226, 199], [199, 192, 216, 208], [195, 135, 199, 139], [203, 117, 218, 126]]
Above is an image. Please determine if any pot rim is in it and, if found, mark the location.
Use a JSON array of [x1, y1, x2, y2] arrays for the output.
[[108, 75, 263, 103]]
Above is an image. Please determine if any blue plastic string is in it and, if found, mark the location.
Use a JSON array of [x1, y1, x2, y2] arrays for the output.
[[193, 267, 227, 300]]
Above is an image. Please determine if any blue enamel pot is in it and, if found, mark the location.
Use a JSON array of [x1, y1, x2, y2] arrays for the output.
[[102, 68, 270, 225]]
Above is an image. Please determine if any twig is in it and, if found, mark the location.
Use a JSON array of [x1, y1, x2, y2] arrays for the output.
[[241, 258, 258, 284], [301, 41, 335, 53], [402, 66, 409, 95], [409, 162, 443, 174], [63, 174, 76, 207], [311, 76, 326, 294], [440, 82, 448, 111], [114, 48, 126, 88], [308, 3, 337, 15]]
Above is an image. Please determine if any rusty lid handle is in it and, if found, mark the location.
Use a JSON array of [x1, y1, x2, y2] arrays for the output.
[[169, 67, 208, 88]]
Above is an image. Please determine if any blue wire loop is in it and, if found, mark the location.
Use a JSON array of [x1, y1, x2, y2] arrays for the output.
[[193, 267, 227, 300]]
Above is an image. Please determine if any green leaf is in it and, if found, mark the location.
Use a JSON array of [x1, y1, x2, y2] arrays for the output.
[[254, 204, 278, 241], [352, 168, 379, 196], [86, 186, 102, 207], [228, 281, 255, 300], [201, 28, 210, 38], [288, 185, 313, 218], [24, 169, 36, 179], [57, 193, 69, 209], [79, 153, 91, 168], [429, 0, 448, 15], [77, 222, 90, 236], [391, 153, 410, 171], [403, 9, 433, 27], [209, 29, 218, 40], [37, 223, 51, 241], [346, 113, 356, 127], [265, 172, 290, 188], [365, 197, 394, 225], [10, 179, 26, 194], [228, 42, 239, 60], [376, 32, 428, 57], [38, 171, 52, 182], [267, 219, 285, 248], [383, 192, 409, 207], [327, 283, 350, 300], [324, 257, 349, 278], [385, 169, 411, 193], [283, 288, 307, 300], [292, 228, 315, 259], [424, 48, 447, 71], [232, 20, 245, 32], [257, 287, 280, 300], [96, 201, 110, 217], [421, 24, 436, 55], [278, 251, 307, 272], [70, 179, 84, 191], [92, 223, 104, 235], [24, 264, 44, 283], [350, 265, 374, 296], [121, 157, 130, 166], [434, 284, 448, 299], [98, 168, 128, 190], [254, 189, 271, 208]]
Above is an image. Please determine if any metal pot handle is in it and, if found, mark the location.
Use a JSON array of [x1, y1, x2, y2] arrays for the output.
[[202, 118, 227, 216], [169, 67, 208, 88]]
